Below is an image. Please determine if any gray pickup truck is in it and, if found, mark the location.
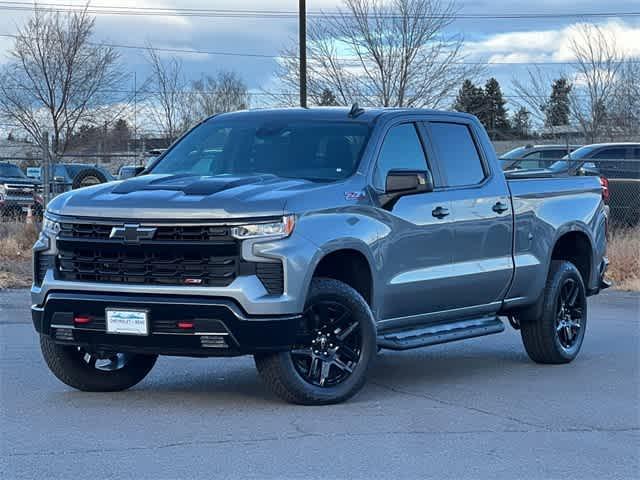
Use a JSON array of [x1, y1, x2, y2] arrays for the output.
[[32, 107, 609, 404]]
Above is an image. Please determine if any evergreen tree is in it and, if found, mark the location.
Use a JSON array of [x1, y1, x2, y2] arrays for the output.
[[483, 77, 510, 137], [453, 79, 486, 119], [544, 78, 572, 127], [317, 88, 339, 106], [512, 107, 531, 138]]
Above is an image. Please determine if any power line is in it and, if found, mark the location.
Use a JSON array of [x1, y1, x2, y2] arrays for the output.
[[0, 1, 638, 20], [2, 33, 639, 67]]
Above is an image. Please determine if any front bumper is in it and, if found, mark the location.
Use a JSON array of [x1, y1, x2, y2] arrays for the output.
[[33, 291, 303, 357]]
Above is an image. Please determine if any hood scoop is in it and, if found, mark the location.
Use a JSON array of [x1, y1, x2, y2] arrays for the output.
[[112, 174, 272, 196]]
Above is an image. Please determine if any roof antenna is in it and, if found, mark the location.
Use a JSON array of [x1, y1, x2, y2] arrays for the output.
[[348, 102, 365, 118]]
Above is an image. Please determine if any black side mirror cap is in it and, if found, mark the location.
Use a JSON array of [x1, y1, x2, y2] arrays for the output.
[[385, 170, 434, 194], [380, 170, 434, 210]]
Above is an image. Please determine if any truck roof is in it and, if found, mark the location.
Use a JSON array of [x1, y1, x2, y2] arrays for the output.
[[212, 107, 477, 124]]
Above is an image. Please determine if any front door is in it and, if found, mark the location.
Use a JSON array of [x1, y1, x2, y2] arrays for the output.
[[373, 122, 457, 323]]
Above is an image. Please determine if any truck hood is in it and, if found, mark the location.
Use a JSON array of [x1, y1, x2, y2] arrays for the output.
[[46, 174, 328, 220], [0, 177, 40, 188]]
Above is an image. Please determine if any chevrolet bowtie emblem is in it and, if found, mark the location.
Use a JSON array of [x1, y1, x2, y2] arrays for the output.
[[109, 224, 157, 243]]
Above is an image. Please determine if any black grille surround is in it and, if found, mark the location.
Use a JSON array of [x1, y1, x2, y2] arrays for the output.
[[54, 221, 285, 294], [56, 222, 240, 287]]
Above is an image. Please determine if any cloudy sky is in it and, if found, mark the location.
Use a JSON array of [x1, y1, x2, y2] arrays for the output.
[[0, 0, 639, 109]]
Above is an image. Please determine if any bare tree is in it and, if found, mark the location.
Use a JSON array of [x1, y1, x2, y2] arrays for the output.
[[274, 0, 478, 108], [0, 5, 123, 156], [607, 59, 640, 137], [144, 47, 190, 141], [190, 71, 250, 118], [569, 23, 622, 142], [512, 67, 553, 129]]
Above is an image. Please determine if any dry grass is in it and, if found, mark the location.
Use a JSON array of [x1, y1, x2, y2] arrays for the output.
[[0, 222, 39, 289], [607, 227, 640, 291], [0, 222, 638, 291]]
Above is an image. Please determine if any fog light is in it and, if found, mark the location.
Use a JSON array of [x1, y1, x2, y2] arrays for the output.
[[54, 328, 74, 341], [200, 335, 228, 348]]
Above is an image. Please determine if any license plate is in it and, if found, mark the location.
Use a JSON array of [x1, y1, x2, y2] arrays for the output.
[[106, 309, 149, 335]]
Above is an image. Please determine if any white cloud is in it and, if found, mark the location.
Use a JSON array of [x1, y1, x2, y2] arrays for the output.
[[466, 20, 640, 64]]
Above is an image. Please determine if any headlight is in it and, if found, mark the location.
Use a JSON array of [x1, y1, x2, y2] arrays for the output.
[[0, 184, 6, 200], [231, 215, 295, 240], [42, 216, 60, 236]]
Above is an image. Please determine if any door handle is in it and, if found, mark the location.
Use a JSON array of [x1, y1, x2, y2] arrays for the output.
[[492, 201, 509, 214], [432, 206, 450, 219]]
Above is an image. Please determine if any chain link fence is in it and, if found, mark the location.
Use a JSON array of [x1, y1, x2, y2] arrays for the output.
[[1, 150, 155, 222], [1, 145, 638, 227], [501, 157, 639, 227]]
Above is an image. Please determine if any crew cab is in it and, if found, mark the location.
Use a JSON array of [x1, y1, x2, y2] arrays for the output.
[[32, 108, 609, 404]]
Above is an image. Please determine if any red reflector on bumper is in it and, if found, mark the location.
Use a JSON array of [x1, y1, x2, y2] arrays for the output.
[[73, 316, 91, 324], [177, 321, 194, 329]]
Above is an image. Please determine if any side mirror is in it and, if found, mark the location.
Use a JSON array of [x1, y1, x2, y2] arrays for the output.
[[385, 170, 433, 194], [381, 170, 434, 209]]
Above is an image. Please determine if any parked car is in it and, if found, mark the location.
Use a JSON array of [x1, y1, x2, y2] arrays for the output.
[[32, 107, 609, 404], [500, 144, 581, 170], [548, 143, 640, 226], [0, 162, 41, 219]]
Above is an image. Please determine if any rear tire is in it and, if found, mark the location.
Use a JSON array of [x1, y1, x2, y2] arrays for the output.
[[40, 336, 157, 392], [520, 260, 587, 364], [255, 278, 377, 405]]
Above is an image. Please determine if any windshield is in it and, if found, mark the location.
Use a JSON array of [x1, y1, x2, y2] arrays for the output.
[[500, 147, 529, 159], [0, 164, 27, 178], [548, 145, 598, 171], [151, 117, 371, 181]]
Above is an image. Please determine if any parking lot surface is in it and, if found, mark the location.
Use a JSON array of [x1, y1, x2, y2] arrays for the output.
[[1, 289, 639, 479]]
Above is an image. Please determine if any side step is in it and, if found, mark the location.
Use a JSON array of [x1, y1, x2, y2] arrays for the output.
[[377, 317, 505, 351]]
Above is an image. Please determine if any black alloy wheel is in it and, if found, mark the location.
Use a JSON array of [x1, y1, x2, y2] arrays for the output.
[[291, 300, 362, 387], [254, 278, 377, 405], [555, 278, 585, 350]]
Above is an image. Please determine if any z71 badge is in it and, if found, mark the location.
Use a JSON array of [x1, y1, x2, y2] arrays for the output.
[[344, 191, 365, 200]]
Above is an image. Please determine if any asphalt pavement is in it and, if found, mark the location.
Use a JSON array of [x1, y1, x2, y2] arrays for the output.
[[1, 289, 639, 480]]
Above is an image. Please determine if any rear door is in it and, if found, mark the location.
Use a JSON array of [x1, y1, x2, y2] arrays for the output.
[[423, 119, 513, 314]]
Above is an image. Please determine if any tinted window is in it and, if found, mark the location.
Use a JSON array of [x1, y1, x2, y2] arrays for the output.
[[374, 123, 428, 188], [593, 148, 627, 159], [0, 164, 26, 178], [152, 118, 370, 182], [428, 122, 485, 186], [542, 149, 569, 160]]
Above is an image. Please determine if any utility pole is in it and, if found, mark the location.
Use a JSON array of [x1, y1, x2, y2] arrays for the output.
[[41, 132, 51, 207], [299, 0, 307, 108]]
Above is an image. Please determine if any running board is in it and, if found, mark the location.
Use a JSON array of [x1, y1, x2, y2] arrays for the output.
[[377, 317, 505, 351]]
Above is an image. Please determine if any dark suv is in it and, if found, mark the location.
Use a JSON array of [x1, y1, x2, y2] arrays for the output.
[[549, 143, 640, 226], [500, 144, 581, 170]]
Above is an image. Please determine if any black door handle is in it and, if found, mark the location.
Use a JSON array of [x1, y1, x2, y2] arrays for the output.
[[432, 206, 450, 219], [492, 201, 509, 214]]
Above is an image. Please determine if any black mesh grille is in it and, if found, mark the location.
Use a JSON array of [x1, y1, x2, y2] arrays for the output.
[[256, 262, 284, 295], [55, 222, 240, 286]]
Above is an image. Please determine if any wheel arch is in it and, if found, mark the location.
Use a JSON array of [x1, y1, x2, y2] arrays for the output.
[[549, 224, 595, 289], [308, 245, 375, 309]]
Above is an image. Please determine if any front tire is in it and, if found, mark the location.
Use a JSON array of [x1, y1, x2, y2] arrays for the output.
[[520, 260, 588, 364], [255, 278, 377, 405], [40, 336, 157, 392]]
